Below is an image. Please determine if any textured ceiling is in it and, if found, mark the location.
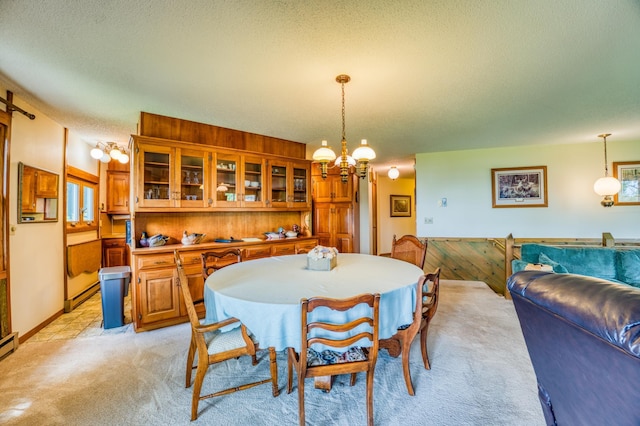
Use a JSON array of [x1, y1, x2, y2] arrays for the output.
[[1, 1, 639, 177]]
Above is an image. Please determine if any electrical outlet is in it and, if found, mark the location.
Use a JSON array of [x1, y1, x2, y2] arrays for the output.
[[424, 217, 434, 224]]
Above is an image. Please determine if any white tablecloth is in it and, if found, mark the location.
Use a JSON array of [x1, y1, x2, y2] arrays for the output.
[[204, 253, 424, 351]]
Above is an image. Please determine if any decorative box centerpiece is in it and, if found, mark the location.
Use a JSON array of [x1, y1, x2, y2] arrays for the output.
[[307, 245, 339, 271]]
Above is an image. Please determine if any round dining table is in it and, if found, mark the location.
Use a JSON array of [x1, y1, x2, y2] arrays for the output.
[[204, 253, 424, 352]]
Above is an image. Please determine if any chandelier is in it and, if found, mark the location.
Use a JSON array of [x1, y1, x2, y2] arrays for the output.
[[592, 133, 621, 207], [312, 74, 376, 183], [90, 141, 130, 164]]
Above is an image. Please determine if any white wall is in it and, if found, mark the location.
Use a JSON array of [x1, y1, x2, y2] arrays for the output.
[[415, 140, 640, 239], [378, 176, 416, 253], [8, 95, 65, 337]]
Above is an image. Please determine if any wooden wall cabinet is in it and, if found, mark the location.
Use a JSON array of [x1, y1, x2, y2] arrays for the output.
[[133, 135, 311, 212], [311, 164, 359, 253], [106, 171, 130, 214]]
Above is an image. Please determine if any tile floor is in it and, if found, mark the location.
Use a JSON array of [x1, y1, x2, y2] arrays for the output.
[[28, 291, 134, 342]]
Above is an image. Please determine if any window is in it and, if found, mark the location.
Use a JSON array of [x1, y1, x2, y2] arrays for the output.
[[66, 167, 99, 232]]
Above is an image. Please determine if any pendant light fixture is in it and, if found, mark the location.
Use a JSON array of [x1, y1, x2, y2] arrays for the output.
[[388, 166, 400, 180], [312, 74, 376, 183], [593, 133, 621, 207]]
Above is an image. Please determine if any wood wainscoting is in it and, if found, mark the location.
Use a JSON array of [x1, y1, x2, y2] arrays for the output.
[[424, 238, 507, 296], [423, 233, 640, 299]]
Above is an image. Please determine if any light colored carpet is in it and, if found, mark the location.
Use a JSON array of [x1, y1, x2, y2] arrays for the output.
[[0, 280, 544, 425]]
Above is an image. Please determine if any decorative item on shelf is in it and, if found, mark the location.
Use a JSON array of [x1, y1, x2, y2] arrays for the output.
[[388, 166, 400, 180], [264, 232, 283, 240], [147, 234, 169, 247], [312, 74, 376, 182], [182, 231, 206, 245], [306, 245, 339, 271], [593, 133, 622, 207], [285, 230, 298, 238], [139, 231, 149, 247], [90, 141, 130, 164]]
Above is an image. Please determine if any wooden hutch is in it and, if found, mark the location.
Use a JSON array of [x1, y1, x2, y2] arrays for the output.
[[129, 112, 317, 331]]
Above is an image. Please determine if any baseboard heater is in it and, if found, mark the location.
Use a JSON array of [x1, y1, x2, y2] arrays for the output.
[[64, 281, 100, 313], [0, 332, 19, 360]]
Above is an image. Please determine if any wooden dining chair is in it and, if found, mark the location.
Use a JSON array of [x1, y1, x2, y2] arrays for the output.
[[379, 267, 441, 395], [390, 234, 427, 269], [189, 248, 249, 375], [287, 293, 380, 426], [201, 248, 242, 280], [174, 250, 278, 421]]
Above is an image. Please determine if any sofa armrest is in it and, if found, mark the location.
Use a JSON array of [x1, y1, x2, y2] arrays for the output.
[[508, 271, 640, 357]]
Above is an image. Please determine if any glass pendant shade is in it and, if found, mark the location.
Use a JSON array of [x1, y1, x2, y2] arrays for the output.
[[312, 140, 337, 162], [388, 166, 400, 180], [109, 146, 122, 160], [90, 145, 104, 159], [335, 154, 356, 167], [352, 139, 376, 161], [593, 176, 621, 196]]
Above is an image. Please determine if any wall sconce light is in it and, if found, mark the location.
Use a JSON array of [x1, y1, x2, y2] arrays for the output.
[[388, 166, 400, 180], [593, 133, 621, 207], [90, 141, 129, 164], [312, 74, 376, 183]]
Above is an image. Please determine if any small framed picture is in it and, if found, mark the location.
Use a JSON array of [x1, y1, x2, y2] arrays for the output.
[[491, 166, 548, 208], [613, 161, 640, 205], [390, 194, 411, 217]]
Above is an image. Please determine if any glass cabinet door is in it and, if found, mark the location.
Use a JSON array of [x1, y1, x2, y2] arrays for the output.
[[269, 161, 289, 208], [177, 149, 208, 207], [215, 153, 239, 206], [138, 144, 173, 208], [242, 156, 265, 206], [291, 164, 310, 208]]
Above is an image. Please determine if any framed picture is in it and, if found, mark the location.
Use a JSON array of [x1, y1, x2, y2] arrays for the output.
[[390, 194, 411, 217], [491, 166, 548, 208], [613, 161, 640, 205]]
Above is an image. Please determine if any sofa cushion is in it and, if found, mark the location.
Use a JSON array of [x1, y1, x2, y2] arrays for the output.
[[520, 244, 617, 281], [538, 252, 568, 273], [617, 250, 640, 287]]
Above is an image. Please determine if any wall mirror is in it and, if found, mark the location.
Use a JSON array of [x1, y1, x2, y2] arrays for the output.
[[18, 162, 59, 223]]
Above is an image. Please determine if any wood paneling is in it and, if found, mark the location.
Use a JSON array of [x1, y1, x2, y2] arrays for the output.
[[138, 112, 306, 159], [425, 238, 506, 295]]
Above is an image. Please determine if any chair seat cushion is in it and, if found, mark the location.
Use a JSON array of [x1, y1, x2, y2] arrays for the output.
[[307, 347, 368, 366], [204, 327, 250, 355]]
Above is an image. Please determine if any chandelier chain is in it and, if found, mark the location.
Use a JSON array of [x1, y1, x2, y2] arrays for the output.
[[341, 80, 346, 142]]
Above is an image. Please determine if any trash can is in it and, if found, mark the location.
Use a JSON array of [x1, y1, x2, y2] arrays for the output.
[[98, 266, 131, 329]]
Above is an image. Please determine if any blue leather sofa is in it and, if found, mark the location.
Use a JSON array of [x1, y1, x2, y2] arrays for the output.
[[512, 243, 640, 287], [508, 271, 640, 426]]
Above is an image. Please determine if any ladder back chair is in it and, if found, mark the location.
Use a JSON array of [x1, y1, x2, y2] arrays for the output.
[[287, 293, 380, 426], [390, 234, 427, 269], [174, 250, 278, 421], [379, 268, 441, 395]]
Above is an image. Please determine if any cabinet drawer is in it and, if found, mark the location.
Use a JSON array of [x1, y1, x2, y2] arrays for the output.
[[137, 254, 175, 270], [272, 243, 296, 256], [242, 246, 272, 260], [295, 240, 318, 254], [179, 252, 203, 266]]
